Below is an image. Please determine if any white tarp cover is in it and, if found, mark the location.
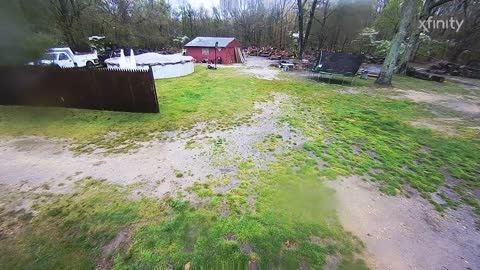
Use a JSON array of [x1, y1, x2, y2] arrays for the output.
[[105, 53, 194, 79], [105, 53, 193, 67]]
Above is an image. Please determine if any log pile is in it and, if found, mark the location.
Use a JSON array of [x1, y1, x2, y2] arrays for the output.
[[406, 67, 445, 83], [427, 62, 462, 76], [246, 46, 320, 70], [247, 47, 296, 60], [364, 54, 385, 64], [427, 61, 480, 79]]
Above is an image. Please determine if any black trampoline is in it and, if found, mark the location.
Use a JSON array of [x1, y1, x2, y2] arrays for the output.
[[311, 51, 364, 85]]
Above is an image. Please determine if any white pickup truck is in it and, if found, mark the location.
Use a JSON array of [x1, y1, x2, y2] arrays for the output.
[[35, 47, 99, 68]]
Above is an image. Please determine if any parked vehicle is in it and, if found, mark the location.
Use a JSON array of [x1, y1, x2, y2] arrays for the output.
[[34, 47, 99, 68]]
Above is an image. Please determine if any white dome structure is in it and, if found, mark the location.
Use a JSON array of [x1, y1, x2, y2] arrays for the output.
[[105, 53, 194, 79]]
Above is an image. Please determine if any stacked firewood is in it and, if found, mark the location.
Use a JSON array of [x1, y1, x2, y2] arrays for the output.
[[364, 54, 385, 64], [463, 65, 480, 79], [406, 67, 445, 82], [246, 46, 329, 70], [427, 62, 462, 76], [246, 47, 296, 59], [427, 61, 480, 79]]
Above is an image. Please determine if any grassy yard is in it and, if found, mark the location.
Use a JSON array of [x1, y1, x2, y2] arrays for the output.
[[0, 66, 479, 269], [281, 80, 479, 214], [0, 66, 476, 150], [0, 67, 275, 152], [1, 153, 368, 269]]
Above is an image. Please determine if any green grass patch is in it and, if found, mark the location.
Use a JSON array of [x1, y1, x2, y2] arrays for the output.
[[0, 66, 274, 152], [0, 180, 163, 270], [1, 151, 368, 270], [116, 149, 367, 269], [279, 78, 480, 215], [340, 74, 477, 97], [392, 75, 479, 96]]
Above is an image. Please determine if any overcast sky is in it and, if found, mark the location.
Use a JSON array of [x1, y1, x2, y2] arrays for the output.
[[168, 0, 220, 10]]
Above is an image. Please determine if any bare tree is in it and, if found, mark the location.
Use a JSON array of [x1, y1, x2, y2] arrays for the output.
[[297, 0, 318, 59], [312, 0, 332, 50], [49, 0, 93, 50], [179, 2, 196, 38], [11, 0, 478, 66]]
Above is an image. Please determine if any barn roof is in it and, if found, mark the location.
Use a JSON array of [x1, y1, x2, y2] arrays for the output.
[[185, 37, 237, 48]]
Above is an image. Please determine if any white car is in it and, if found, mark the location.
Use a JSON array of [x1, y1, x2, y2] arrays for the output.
[[35, 47, 99, 68]]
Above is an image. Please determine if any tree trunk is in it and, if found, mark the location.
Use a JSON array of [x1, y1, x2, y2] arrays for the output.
[[398, 0, 431, 74], [376, 0, 416, 86], [397, 0, 453, 74], [297, 0, 304, 59], [303, 0, 318, 55], [297, 0, 318, 59], [279, 18, 284, 48], [313, 0, 330, 53], [397, 27, 421, 74]]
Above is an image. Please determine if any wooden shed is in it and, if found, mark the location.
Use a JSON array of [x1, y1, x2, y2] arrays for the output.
[[184, 37, 244, 64]]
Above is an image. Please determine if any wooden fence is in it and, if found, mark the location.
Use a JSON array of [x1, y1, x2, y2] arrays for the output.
[[0, 66, 159, 113]]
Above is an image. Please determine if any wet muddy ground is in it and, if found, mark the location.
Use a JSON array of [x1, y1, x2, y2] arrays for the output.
[[327, 176, 480, 270]]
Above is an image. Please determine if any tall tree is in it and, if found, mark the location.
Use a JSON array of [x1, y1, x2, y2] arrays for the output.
[[297, 0, 318, 59], [179, 2, 196, 38], [375, 0, 416, 86], [49, 0, 93, 50], [397, 0, 452, 74], [312, 0, 332, 50]]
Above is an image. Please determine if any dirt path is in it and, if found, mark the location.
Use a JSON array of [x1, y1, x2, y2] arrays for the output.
[[215, 56, 280, 80], [393, 89, 480, 118], [327, 176, 480, 270], [0, 93, 299, 198], [240, 56, 280, 80]]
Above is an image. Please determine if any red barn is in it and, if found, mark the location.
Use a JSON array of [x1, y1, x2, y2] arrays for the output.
[[185, 37, 244, 64]]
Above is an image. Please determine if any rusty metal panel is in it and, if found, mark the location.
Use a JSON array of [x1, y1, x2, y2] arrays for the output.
[[0, 66, 159, 113]]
